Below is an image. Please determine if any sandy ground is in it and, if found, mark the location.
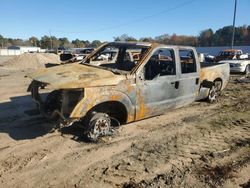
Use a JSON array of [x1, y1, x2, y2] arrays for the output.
[[0, 54, 249, 188]]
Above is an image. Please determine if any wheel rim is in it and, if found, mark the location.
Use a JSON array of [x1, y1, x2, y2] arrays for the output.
[[208, 86, 217, 102], [93, 117, 110, 135], [87, 113, 111, 141], [214, 81, 222, 92], [246, 65, 250, 75]]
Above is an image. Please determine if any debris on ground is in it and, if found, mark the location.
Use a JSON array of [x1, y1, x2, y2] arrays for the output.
[[235, 75, 250, 83]]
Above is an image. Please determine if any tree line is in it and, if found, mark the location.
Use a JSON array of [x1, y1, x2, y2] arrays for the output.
[[0, 25, 249, 49], [115, 25, 250, 47], [0, 36, 102, 49]]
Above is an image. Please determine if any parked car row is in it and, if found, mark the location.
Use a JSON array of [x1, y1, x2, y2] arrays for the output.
[[215, 49, 248, 62]]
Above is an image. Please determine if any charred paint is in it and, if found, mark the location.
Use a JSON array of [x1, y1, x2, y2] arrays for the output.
[[27, 42, 230, 128], [135, 90, 147, 120]]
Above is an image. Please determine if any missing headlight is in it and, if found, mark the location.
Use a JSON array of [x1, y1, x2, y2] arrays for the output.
[[61, 89, 84, 117]]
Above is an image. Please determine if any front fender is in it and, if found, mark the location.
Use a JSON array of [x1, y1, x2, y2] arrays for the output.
[[70, 88, 135, 123]]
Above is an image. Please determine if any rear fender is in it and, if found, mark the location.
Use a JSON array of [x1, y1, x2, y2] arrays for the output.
[[201, 79, 214, 89]]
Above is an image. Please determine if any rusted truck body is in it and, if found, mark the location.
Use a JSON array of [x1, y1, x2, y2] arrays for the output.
[[27, 42, 229, 140]]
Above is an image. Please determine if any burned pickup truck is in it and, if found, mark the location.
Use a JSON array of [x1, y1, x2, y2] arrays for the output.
[[27, 42, 229, 141]]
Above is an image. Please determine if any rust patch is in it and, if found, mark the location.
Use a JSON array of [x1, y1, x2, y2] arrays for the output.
[[109, 95, 121, 101], [127, 84, 135, 94], [135, 90, 146, 120]]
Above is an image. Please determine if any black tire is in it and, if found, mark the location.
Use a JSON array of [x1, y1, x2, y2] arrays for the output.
[[86, 112, 111, 142]]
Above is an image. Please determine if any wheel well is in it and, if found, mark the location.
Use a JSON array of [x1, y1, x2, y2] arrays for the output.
[[87, 101, 128, 124], [213, 78, 223, 90], [214, 78, 222, 82]]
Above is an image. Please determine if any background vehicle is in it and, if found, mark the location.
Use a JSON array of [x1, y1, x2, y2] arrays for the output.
[[60, 48, 95, 62], [215, 49, 248, 62], [56, 47, 68, 55], [219, 59, 250, 74], [27, 42, 229, 141]]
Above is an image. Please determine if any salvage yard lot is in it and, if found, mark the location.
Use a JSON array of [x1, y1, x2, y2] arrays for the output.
[[0, 54, 249, 188]]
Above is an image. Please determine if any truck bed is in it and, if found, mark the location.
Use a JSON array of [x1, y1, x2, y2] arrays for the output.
[[200, 62, 230, 91]]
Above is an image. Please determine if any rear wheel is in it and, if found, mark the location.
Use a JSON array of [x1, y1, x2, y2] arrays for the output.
[[207, 80, 222, 103], [207, 85, 218, 103], [245, 65, 250, 75], [214, 80, 222, 92]]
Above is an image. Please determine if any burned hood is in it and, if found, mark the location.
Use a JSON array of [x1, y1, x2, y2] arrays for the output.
[[27, 63, 125, 89]]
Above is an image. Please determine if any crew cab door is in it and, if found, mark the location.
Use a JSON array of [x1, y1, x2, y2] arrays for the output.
[[176, 47, 200, 107], [135, 47, 181, 120]]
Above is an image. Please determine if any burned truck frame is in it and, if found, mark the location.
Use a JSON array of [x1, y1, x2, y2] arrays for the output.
[[27, 42, 229, 140]]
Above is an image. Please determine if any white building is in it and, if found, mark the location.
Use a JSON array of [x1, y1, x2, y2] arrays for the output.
[[8, 46, 41, 53], [0, 46, 45, 56]]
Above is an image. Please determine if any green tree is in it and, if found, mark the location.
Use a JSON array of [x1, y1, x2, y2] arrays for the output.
[[114, 34, 137, 42], [40, 35, 51, 49], [139, 37, 154, 42], [59, 37, 71, 48], [51, 36, 60, 48], [90, 40, 102, 48], [83, 40, 91, 47], [72, 39, 85, 48], [29, 36, 40, 47], [241, 25, 249, 45], [214, 26, 233, 46], [11, 38, 25, 46], [198, 29, 214, 46], [247, 25, 250, 45], [0, 35, 7, 48], [40, 35, 60, 49], [154, 34, 170, 44]]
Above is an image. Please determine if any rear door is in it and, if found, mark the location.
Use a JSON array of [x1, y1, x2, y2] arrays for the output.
[[176, 47, 200, 107]]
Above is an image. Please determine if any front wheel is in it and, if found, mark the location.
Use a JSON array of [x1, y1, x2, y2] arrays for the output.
[[86, 112, 112, 142]]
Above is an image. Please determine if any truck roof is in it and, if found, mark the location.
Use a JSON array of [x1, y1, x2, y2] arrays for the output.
[[222, 49, 242, 52], [107, 42, 195, 50], [108, 41, 152, 47]]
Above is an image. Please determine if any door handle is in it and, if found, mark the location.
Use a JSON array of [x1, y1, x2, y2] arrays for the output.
[[195, 78, 199, 85], [171, 81, 179, 89]]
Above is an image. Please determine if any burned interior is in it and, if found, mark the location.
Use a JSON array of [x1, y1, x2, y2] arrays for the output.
[[144, 48, 176, 80], [82, 42, 151, 72]]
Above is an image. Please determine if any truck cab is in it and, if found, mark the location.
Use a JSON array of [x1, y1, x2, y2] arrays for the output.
[[134, 46, 200, 119]]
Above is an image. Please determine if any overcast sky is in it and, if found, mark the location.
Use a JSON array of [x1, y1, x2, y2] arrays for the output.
[[1, 0, 249, 41]]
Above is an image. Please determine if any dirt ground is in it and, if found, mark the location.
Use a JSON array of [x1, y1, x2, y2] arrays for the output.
[[0, 54, 249, 188]]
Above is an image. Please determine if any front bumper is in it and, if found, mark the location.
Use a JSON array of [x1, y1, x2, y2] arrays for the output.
[[28, 80, 83, 123]]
